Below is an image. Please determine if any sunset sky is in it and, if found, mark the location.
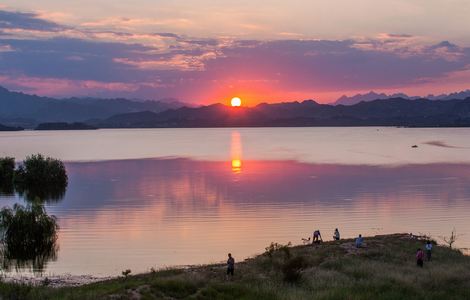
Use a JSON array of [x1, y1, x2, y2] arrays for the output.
[[0, 0, 469, 104]]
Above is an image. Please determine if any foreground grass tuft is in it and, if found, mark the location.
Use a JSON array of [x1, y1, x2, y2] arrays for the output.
[[1, 234, 470, 299]]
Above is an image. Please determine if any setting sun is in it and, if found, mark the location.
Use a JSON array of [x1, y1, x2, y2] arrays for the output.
[[231, 97, 242, 107]]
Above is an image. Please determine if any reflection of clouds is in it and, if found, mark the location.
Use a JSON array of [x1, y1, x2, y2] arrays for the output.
[[6, 158, 470, 276]]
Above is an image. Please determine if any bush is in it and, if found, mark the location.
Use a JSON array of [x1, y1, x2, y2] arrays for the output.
[[0, 203, 59, 272], [14, 154, 68, 202], [264, 242, 292, 258], [282, 256, 306, 283], [0, 157, 15, 194]]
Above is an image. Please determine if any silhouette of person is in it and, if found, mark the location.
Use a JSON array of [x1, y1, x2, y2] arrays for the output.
[[227, 253, 235, 277], [355, 234, 363, 248], [416, 248, 424, 267], [313, 230, 322, 244]]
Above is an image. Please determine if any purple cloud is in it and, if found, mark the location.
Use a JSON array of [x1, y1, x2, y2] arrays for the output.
[[0, 9, 470, 103]]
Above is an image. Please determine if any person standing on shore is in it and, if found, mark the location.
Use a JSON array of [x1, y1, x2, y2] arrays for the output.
[[355, 234, 363, 248], [333, 228, 340, 241], [425, 241, 433, 261], [416, 248, 424, 267], [226, 253, 235, 278]]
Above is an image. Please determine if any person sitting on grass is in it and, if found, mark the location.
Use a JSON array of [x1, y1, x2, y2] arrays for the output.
[[355, 234, 363, 248], [333, 228, 340, 241], [313, 230, 322, 244], [226, 253, 235, 278], [425, 241, 433, 261], [416, 248, 424, 267]]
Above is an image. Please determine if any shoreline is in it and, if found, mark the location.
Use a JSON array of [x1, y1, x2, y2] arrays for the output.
[[1, 233, 470, 299], [0, 233, 456, 288]]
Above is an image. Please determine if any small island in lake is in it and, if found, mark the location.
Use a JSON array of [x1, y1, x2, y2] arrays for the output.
[[35, 122, 97, 131], [0, 123, 24, 131]]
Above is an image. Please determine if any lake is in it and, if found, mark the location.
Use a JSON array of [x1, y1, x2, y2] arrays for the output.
[[1, 128, 470, 277]]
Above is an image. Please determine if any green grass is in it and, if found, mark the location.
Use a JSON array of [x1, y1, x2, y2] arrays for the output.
[[1, 234, 470, 299]]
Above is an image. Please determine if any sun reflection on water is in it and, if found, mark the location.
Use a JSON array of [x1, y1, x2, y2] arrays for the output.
[[230, 131, 242, 173]]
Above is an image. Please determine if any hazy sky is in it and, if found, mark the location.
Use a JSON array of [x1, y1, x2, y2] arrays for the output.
[[0, 1, 469, 104]]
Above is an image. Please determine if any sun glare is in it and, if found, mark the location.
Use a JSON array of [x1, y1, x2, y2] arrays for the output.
[[231, 97, 242, 107]]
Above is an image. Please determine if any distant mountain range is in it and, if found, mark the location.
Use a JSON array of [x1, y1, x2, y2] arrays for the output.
[[0, 86, 187, 128], [2, 86, 470, 128], [97, 98, 470, 128], [334, 90, 470, 105]]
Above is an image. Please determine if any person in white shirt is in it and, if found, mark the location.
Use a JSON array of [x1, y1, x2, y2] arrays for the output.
[[425, 241, 433, 261]]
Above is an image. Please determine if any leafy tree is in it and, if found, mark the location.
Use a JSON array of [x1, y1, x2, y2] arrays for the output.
[[0, 203, 59, 273], [14, 154, 68, 202], [0, 157, 15, 195]]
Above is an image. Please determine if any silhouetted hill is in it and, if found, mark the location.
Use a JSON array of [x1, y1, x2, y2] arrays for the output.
[[334, 91, 417, 105], [35, 122, 97, 130], [333, 90, 470, 105], [98, 98, 470, 128], [0, 123, 23, 131], [0, 86, 186, 128]]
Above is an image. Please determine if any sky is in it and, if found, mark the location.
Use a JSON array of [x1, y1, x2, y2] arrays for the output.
[[0, 0, 469, 105]]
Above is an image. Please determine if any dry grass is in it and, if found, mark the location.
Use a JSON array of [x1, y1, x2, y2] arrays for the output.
[[1, 234, 470, 299]]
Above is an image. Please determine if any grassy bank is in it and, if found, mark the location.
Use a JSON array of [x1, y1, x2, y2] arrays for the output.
[[1, 234, 469, 299]]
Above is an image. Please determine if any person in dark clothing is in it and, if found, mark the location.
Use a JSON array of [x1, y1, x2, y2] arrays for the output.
[[355, 234, 363, 248], [313, 230, 322, 244], [227, 253, 235, 277], [416, 248, 424, 267]]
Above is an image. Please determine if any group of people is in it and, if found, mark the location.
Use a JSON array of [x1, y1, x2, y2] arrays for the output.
[[416, 241, 433, 267], [225, 233, 433, 277], [311, 228, 364, 248]]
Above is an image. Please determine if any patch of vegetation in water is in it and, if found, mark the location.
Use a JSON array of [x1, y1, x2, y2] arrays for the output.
[[0, 203, 59, 273], [0, 154, 68, 202], [0, 157, 15, 195]]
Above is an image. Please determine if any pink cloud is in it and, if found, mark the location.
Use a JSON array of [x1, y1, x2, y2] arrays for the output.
[[0, 75, 139, 97]]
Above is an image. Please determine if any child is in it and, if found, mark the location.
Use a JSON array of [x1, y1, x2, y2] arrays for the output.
[[416, 248, 424, 267], [425, 241, 433, 261], [333, 228, 340, 241], [355, 234, 363, 248]]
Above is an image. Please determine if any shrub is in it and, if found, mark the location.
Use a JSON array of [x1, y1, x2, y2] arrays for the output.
[[121, 269, 132, 280], [0, 203, 59, 272], [0, 157, 15, 194], [264, 242, 292, 258], [282, 256, 306, 283], [14, 154, 68, 202]]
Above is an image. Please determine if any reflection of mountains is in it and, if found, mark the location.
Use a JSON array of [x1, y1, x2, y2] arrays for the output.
[[62, 159, 470, 214]]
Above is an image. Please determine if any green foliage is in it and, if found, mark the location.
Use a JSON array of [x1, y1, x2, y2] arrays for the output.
[[151, 279, 199, 298], [264, 242, 292, 258], [13, 154, 68, 202], [0, 203, 59, 273], [281, 255, 306, 283], [0, 157, 15, 195], [1, 234, 470, 299]]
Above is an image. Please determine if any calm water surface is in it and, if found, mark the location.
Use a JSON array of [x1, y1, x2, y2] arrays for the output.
[[0, 128, 470, 277]]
